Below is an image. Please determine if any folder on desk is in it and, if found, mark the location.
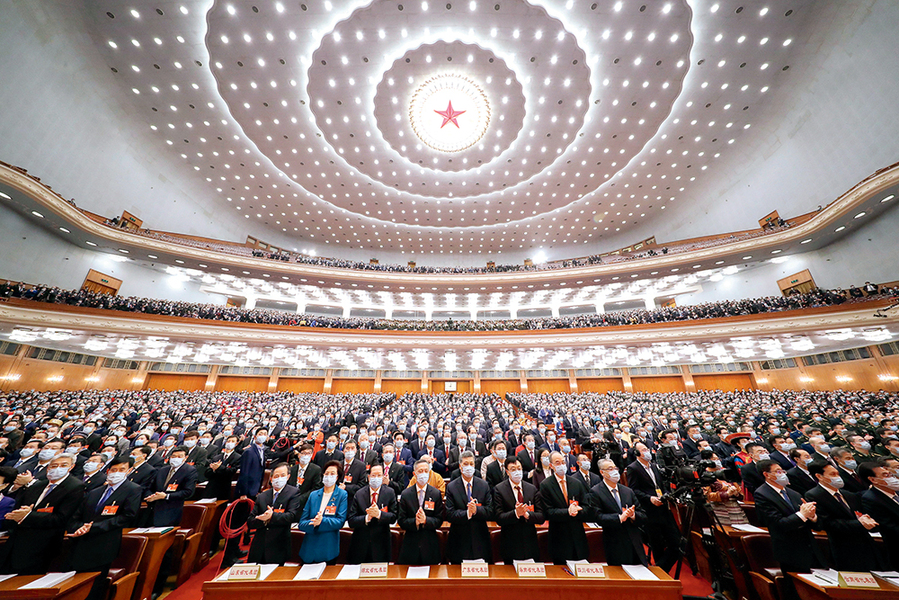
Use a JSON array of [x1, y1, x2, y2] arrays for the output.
[[295, 563, 327, 580], [730, 524, 766, 533], [406, 566, 430, 579], [336, 565, 361, 580], [19, 572, 76, 589], [0, 575, 16, 584], [622, 565, 658, 581]]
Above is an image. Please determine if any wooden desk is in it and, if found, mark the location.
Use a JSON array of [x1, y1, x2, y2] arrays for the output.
[[124, 529, 176, 600], [791, 573, 899, 600], [202, 565, 681, 600], [0, 573, 99, 600]]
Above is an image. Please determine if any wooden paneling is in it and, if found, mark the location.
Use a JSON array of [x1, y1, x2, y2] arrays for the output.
[[630, 376, 686, 393], [145, 373, 207, 391], [381, 379, 422, 395], [277, 378, 325, 393], [479, 379, 521, 397], [430, 380, 473, 394], [331, 379, 374, 394], [692, 373, 755, 392], [527, 379, 570, 394], [755, 357, 899, 392], [214, 376, 269, 392], [577, 378, 625, 393]]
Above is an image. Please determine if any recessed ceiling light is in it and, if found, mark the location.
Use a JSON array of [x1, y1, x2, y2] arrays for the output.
[[835, 226, 846, 232], [0, 192, 10, 199], [742, 256, 752, 260], [148, 254, 158, 259], [175, 259, 185, 264], [85, 241, 97, 247], [771, 249, 782, 254], [118, 248, 129, 254], [854, 212, 866, 219], [882, 194, 895, 203], [800, 239, 812, 244], [59, 227, 70, 233], [31, 211, 44, 218]]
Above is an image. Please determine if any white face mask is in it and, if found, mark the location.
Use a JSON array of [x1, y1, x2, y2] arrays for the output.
[[47, 466, 69, 481], [83, 461, 102, 474], [509, 469, 523, 484], [169, 457, 185, 469], [271, 476, 288, 490], [19, 447, 35, 459], [106, 471, 126, 486], [344, 451, 356, 462], [184, 439, 197, 448], [461, 465, 475, 478], [554, 464, 567, 476], [225, 442, 236, 451], [368, 476, 383, 490], [884, 476, 899, 491], [416, 472, 430, 486], [322, 474, 338, 488], [299, 454, 311, 466], [382, 453, 394, 463], [606, 470, 621, 483]]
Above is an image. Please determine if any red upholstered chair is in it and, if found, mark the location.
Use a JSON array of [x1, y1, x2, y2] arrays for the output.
[[108, 535, 148, 584], [585, 529, 606, 563], [536, 530, 551, 564]]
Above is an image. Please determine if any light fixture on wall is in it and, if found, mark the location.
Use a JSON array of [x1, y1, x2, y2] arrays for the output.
[[47, 375, 64, 382]]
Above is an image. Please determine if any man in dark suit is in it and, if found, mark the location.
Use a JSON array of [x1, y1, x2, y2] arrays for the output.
[[247, 463, 302, 565], [204, 436, 242, 500], [769, 436, 797, 471], [348, 464, 398, 563], [574, 453, 602, 489], [753, 459, 825, 590], [516, 434, 539, 482], [805, 461, 884, 571], [67, 457, 142, 600], [128, 446, 157, 496], [591, 458, 649, 566], [859, 461, 899, 570], [288, 444, 323, 510], [236, 429, 269, 498], [557, 439, 579, 476], [492, 457, 544, 563], [312, 435, 344, 468], [0, 452, 85, 574], [182, 430, 209, 483], [397, 459, 445, 565], [740, 443, 768, 501], [339, 440, 368, 499], [445, 451, 493, 563], [786, 449, 817, 495], [831, 447, 866, 493], [78, 453, 108, 492], [417, 434, 447, 477], [538, 451, 590, 564], [145, 446, 198, 526], [379, 442, 407, 498], [626, 442, 680, 571], [484, 441, 508, 489]]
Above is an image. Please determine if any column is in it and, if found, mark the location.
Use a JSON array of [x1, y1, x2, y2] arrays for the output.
[[244, 296, 257, 310], [643, 296, 655, 311], [324, 369, 334, 394], [519, 370, 528, 394], [551, 305, 560, 318], [268, 368, 279, 392], [205, 365, 219, 391], [374, 370, 382, 393], [682, 369, 695, 391], [473, 371, 481, 394], [568, 369, 578, 393], [622, 368, 633, 392], [342, 305, 352, 318]]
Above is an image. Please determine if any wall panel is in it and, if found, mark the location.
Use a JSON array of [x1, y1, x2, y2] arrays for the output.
[[381, 379, 422, 395], [277, 378, 325, 393], [430, 380, 472, 394], [630, 376, 686, 393], [577, 378, 625, 393], [527, 378, 570, 394], [214, 376, 269, 392], [331, 379, 374, 394], [480, 379, 521, 397], [693, 373, 755, 392], [145, 373, 207, 391]]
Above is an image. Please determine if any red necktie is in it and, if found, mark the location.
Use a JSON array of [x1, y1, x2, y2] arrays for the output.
[[516, 485, 524, 503], [372, 491, 378, 506]]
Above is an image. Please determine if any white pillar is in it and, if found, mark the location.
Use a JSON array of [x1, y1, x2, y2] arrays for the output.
[[385, 307, 393, 319], [470, 309, 478, 320], [244, 296, 256, 310], [342, 305, 352, 318], [551, 305, 560, 318], [595, 302, 605, 314], [644, 296, 655, 311]]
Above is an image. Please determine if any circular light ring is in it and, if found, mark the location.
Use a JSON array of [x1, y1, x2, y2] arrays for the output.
[[410, 75, 490, 153]]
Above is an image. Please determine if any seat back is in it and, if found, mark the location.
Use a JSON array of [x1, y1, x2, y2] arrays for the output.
[[291, 530, 305, 559], [489, 530, 503, 564], [175, 532, 203, 587], [585, 529, 606, 563], [390, 529, 403, 564], [108, 572, 140, 600], [111, 535, 149, 573], [741, 533, 777, 573], [536, 529, 551, 564], [179, 503, 208, 533], [336, 529, 353, 564], [749, 571, 782, 600], [739, 502, 759, 527]]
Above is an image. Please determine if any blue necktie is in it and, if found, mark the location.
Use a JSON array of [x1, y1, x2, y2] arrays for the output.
[[466, 482, 472, 502], [97, 486, 114, 510], [780, 489, 793, 510]]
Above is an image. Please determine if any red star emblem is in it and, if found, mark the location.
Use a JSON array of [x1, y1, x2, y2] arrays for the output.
[[434, 100, 466, 129]]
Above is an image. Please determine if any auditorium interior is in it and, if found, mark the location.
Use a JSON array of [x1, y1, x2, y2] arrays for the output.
[[0, 1, 898, 600]]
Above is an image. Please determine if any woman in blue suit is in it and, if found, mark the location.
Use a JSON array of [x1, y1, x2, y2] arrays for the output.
[[298, 461, 347, 564]]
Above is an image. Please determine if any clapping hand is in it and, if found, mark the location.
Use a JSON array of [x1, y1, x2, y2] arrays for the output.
[[619, 505, 636, 522], [568, 502, 582, 517], [415, 506, 426, 526], [71, 522, 93, 537], [514, 502, 528, 519], [366, 502, 381, 520], [467, 498, 478, 519], [257, 507, 274, 523], [5, 505, 32, 523], [799, 500, 817, 521], [858, 514, 878, 530], [311, 510, 324, 527]]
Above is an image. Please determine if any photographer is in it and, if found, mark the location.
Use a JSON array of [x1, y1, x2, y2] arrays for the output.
[[655, 428, 688, 483], [699, 450, 747, 526], [626, 442, 682, 572]]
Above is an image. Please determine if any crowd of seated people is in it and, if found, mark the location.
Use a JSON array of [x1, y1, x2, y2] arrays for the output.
[[2, 282, 893, 333], [0, 386, 896, 599], [99, 210, 793, 275]]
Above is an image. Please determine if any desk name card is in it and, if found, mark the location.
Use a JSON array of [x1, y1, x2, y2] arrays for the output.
[[461, 563, 489, 577], [228, 565, 260, 581], [575, 564, 606, 578], [516, 563, 546, 578], [360, 564, 389, 578], [838, 572, 879, 589]]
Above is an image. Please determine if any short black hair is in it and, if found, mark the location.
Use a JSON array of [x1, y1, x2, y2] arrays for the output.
[[789, 448, 805, 461], [755, 459, 778, 475], [132, 446, 152, 458], [108, 456, 131, 469], [504, 456, 521, 470], [807, 460, 831, 479], [271, 462, 289, 475], [323, 459, 344, 481], [857, 460, 884, 485], [0, 466, 17, 484]]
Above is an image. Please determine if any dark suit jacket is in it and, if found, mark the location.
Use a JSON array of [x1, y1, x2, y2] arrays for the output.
[[835, 465, 866, 494], [204, 450, 241, 500], [786, 466, 817, 496], [574, 469, 602, 489], [538, 475, 589, 564], [128, 461, 157, 497], [185, 446, 209, 483], [516, 448, 538, 480], [416, 448, 446, 475], [754, 483, 825, 571], [485, 460, 507, 489], [312, 448, 344, 469], [740, 463, 765, 497], [67, 480, 142, 570], [804, 485, 885, 571], [770, 450, 795, 472], [384, 461, 407, 496], [247, 485, 302, 565], [288, 461, 323, 514], [625, 460, 672, 523], [445, 477, 493, 563], [81, 469, 107, 492], [590, 482, 649, 566], [397, 484, 444, 565], [236, 444, 266, 497], [151, 463, 198, 526], [861, 487, 899, 570], [492, 479, 544, 563], [0, 475, 85, 574], [340, 459, 368, 499], [347, 485, 398, 563]]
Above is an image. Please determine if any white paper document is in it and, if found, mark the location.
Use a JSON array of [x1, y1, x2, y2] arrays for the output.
[[622, 565, 659, 581], [336, 564, 361, 580], [19, 572, 76, 589], [731, 524, 766, 533], [259, 565, 279, 581], [566, 559, 588, 571], [295, 563, 327, 580], [810, 569, 839, 586], [406, 566, 431, 579]]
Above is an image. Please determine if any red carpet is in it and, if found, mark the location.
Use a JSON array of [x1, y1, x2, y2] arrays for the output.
[[166, 553, 716, 600]]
